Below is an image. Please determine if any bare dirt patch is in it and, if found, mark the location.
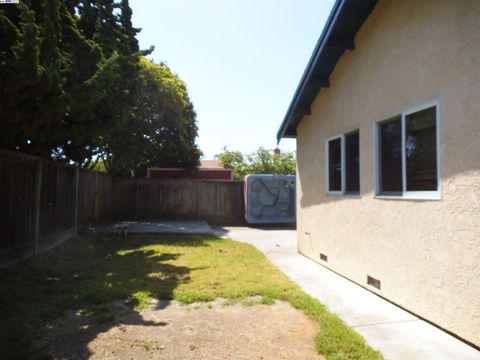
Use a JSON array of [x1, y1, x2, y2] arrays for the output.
[[49, 299, 322, 360]]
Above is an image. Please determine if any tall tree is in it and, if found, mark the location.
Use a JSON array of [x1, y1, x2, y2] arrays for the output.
[[55, 0, 111, 163], [0, 0, 200, 175], [216, 147, 296, 180], [104, 58, 201, 176], [0, 1, 60, 156]]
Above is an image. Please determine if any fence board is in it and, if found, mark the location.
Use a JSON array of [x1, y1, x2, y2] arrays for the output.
[[38, 162, 76, 240], [95, 173, 113, 220], [0, 152, 37, 260], [198, 180, 244, 224]]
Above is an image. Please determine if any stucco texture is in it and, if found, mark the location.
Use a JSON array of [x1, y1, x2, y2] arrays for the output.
[[296, 0, 480, 346]]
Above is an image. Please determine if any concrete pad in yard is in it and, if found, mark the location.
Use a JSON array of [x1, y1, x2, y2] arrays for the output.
[[215, 226, 480, 360], [97, 221, 213, 235]]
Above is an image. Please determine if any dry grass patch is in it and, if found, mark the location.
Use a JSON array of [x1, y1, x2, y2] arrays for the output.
[[48, 299, 321, 360]]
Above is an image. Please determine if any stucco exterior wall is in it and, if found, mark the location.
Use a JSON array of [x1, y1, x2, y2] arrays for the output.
[[296, 0, 480, 346]]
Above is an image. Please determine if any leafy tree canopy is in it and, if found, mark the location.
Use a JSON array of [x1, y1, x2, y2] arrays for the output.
[[103, 58, 201, 176], [216, 147, 296, 180], [0, 0, 200, 176]]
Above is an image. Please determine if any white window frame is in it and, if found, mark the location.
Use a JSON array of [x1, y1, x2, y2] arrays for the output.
[[373, 100, 441, 200], [325, 129, 360, 196]]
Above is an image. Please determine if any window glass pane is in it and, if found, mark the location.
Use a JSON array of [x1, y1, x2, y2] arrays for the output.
[[406, 107, 437, 191], [328, 138, 342, 191], [379, 117, 402, 194], [345, 131, 360, 193]]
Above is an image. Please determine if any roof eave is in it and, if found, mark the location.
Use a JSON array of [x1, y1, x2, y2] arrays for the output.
[[277, 0, 346, 143], [277, 0, 379, 143]]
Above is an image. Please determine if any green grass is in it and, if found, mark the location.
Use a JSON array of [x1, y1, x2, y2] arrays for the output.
[[0, 234, 383, 359], [142, 340, 163, 351]]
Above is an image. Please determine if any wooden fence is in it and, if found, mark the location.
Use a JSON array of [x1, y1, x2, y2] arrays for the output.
[[112, 178, 244, 224], [0, 149, 244, 265]]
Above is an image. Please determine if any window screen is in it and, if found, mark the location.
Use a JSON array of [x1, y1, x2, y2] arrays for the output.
[[345, 131, 360, 194], [405, 107, 437, 191], [379, 117, 402, 194], [328, 137, 342, 192]]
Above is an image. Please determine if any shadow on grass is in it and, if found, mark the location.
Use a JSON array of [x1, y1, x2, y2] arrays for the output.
[[0, 234, 213, 360]]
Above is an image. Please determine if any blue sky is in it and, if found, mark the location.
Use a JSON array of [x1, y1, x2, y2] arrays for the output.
[[130, 0, 335, 158]]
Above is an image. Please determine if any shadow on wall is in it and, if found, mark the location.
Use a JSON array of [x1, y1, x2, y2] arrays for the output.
[[0, 234, 213, 360]]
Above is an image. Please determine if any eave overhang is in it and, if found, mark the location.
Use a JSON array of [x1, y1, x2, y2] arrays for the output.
[[277, 0, 378, 142]]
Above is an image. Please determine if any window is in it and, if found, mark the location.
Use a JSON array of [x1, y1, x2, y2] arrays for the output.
[[327, 137, 342, 192], [375, 102, 440, 199], [345, 131, 360, 194], [326, 130, 360, 195], [405, 107, 438, 191], [379, 117, 402, 194]]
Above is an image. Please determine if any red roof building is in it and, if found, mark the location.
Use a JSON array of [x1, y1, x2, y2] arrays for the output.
[[147, 160, 233, 180]]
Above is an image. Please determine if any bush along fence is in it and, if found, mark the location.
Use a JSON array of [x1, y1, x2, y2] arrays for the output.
[[0, 149, 244, 265]]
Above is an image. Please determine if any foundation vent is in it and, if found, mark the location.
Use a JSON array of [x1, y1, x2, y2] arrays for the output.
[[367, 275, 381, 290], [320, 253, 328, 262]]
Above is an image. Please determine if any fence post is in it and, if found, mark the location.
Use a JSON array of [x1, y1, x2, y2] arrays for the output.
[[33, 159, 43, 255], [196, 180, 200, 220], [94, 172, 99, 223], [74, 167, 80, 235]]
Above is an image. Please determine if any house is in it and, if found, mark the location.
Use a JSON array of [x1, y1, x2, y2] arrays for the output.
[[147, 160, 233, 180], [277, 0, 480, 347]]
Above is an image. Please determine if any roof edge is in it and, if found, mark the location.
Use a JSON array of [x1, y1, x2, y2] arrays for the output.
[[277, 0, 346, 143]]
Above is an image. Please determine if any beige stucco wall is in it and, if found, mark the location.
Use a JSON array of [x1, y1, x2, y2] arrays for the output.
[[296, 0, 480, 346]]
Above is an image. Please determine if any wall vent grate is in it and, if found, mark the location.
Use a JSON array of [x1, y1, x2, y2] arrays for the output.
[[367, 275, 381, 290]]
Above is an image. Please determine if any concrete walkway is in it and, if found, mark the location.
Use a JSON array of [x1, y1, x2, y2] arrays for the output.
[[214, 226, 480, 360]]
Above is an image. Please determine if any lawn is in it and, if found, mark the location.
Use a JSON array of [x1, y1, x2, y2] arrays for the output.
[[0, 234, 383, 359]]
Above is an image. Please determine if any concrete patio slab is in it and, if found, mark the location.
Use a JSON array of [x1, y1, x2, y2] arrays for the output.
[[214, 226, 480, 360], [97, 220, 213, 235]]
